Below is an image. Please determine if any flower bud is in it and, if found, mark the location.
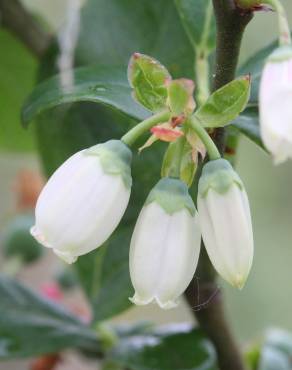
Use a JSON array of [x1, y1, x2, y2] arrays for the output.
[[129, 178, 201, 309], [197, 159, 253, 289], [260, 46, 292, 164], [31, 140, 132, 264]]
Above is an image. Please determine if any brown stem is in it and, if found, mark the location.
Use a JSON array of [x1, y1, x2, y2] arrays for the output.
[[185, 2, 253, 370], [0, 0, 50, 58], [185, 250, 246, 370]]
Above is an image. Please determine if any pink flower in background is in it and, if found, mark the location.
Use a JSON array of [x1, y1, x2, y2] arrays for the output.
[[40, 282, 64, 302]]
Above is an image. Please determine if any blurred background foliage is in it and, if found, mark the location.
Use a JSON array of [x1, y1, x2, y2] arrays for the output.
[[1, 1, 292, 369]]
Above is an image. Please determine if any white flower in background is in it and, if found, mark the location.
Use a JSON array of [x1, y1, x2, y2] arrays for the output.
[[197, 159, 253, 289], [129, 178, 201, 309], [260, 46, 292, 164], [31, 140, 132, 264]]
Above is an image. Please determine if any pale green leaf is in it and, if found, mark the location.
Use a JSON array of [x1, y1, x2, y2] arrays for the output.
[[128, 53, 171, 112], [167, 79, 195, 115], [195, 76, 251, 128]]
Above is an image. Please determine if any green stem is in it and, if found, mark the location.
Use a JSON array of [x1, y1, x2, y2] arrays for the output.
[[264, 0, 291, 46], [189, 116, 221, 160], [195, 0, 213, 105], [196, 50, 210, 106], [121, 110, 171, 147]]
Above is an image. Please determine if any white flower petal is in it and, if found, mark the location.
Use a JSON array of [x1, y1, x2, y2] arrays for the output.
[[129, 202, 201, 309], [260, 55, 292, 164], [32, 144, 131, 262], [198, 186, 253, 289]]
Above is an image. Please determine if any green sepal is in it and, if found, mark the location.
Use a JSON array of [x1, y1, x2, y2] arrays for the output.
[[161, 138, 197, 187], [145, 177, 196, 216], [267, 46, 292, 63], [180, 141, 197, 187], [127, 53, 171, 112], [161, 141, 181, 179], [86, 140, 132, 188], [198, 159, 243, 197]]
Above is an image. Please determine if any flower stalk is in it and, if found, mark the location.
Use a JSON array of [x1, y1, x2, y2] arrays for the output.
[[196, 50, 211, 106], [188, 116, 221, 161], [121, 110, 171, 147]]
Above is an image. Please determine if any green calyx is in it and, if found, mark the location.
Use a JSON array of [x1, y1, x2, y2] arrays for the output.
[[145, 177, 196, 216], [198, 159, 243, 198], [267, 46, 292, 63], [85, 139, 132, 188]]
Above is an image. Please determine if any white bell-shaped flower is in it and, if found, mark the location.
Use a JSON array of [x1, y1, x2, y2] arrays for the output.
[[31, 140, 132, 264], [260, 46, 292, 164], [129, 178, 201, 309], [197, 159, 253, 289]]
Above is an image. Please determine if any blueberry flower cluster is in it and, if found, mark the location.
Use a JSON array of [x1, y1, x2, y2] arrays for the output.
[[31, 50, 255, 308], [32, 0, 292, 306]]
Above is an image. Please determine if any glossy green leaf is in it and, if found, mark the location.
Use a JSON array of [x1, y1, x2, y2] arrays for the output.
[[175, 0, 216, 52], [74, 242, 107, 300], [128, 53, 171, 112], [231, 107, 265, 149], [22, 65, 150, 127], [76, 227, 134, 322], [108, 324, 218, 370], [91, 227, 134, 322], [0, 275, 99, 358], [195, 76, 251, 128]]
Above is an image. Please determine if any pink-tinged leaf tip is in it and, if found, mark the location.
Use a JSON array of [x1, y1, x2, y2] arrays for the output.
[[133, 52, 141, 59]]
